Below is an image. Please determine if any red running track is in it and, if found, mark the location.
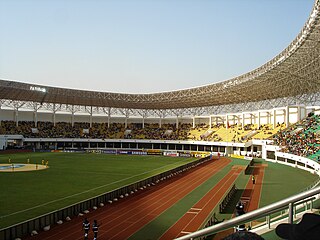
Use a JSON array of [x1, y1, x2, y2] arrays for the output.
[[25, 157, 231, 240], [246, 164, 266, 212], [213, 164, 266, 240], [160, 166, 244, 240]]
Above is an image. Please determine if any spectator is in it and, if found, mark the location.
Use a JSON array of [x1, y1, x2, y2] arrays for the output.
[[276, 213, 320, 240]]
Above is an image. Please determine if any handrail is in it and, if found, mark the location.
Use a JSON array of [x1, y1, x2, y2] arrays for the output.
[[175, 185, 320, 240]]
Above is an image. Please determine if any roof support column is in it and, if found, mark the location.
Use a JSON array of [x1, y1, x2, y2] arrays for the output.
[[266, 112, 270, 124], [53, 111, 56, 127], [209, 116, 212, 129], [300, 105, 306, 120], [51, 104, 61, 127], [242, 113, 245, 128], [12, 101, 24, 127], [225, 114, 229, 129], [258, 111, 261, 129], [103, 107, 111, 128], [33, 111, 38, 128], [89, 106, 93, 128], [297, 105, 306, 122], [122, 108, 130, 129], [273, 109, 277, 129], [71, 111, 75, 127], [285, 106, 290, 127], [69, 105, 77, 127], [107, 109, 111, 128], [32, 102, 42, 128], [13, 109, 18, 127], [192, 117, 195, 128], [137, 110, 148, 129], [176, 117, 179, 129]]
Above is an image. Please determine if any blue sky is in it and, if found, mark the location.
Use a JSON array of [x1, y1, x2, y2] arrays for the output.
[[0, 0, 314, 93]]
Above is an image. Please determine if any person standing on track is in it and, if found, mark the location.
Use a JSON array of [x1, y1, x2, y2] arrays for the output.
[[83, 218, 90, 240], [252, 175, 255, 185], [92, 219, 99, 240]]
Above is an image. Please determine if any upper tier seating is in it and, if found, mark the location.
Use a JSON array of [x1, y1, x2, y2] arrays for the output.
[[272, 114, 320, 161]]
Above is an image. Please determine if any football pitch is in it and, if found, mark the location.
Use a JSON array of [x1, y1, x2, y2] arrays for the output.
[[0, 152, 198, 229]]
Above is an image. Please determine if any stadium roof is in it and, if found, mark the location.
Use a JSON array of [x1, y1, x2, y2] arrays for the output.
[[1, 1, 320, 110]]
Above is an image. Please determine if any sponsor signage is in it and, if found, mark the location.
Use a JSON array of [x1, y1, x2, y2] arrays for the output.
[[179, 153, 192, 157]]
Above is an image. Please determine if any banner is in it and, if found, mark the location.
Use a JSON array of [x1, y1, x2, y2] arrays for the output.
[[179, 152, 192, 157], [163, 151, 179, 157], [147, 150, 162, 155]]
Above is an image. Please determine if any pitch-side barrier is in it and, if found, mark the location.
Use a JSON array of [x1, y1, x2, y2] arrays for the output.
[[175, 185, 320, 240]]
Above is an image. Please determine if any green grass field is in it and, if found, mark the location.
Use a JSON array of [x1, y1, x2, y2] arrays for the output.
[[0, 152, 198, 229]]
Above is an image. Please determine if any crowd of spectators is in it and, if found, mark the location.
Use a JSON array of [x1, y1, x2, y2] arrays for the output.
[[273, 113, 320, 159], [0, 120, 277, 142]]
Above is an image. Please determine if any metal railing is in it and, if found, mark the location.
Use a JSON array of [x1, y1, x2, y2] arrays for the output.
[[175, 185, 320, 240]]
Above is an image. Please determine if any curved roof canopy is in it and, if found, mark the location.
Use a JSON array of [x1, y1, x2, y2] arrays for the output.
[[1, 1, 320, 110]]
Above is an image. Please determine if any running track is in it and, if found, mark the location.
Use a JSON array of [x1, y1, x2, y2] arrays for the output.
[[212, 163, 266, 240], [25, 157, 231, 240], [159, 166, 244, 240]]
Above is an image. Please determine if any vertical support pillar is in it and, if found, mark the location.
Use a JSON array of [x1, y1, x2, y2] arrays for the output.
[[209, 116, 212, 129], [71, 111, 74, 127], [107, 107, 111, 128], [176, 117, 179, 129], [242, 113, 245, 128], [32, 102, 39, 128], [300, 105, 306, 120], [52, 104, 57, 127], [53, 112, 56, 127], [14, 109, 18, 127], [89, 106, 93, 128], [226, 115, 229, 129], [258, 111, 261, 129], [297, 106, 301, 122], [273, 109, 277, 129], [192, 117, 195, 128], [142, 117, 145, 129], [33, 111, 38, 128], [285, 106, 290, 127], [159, 118, 162, 128]]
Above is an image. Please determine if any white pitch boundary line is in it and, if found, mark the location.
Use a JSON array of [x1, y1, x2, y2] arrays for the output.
[[0, 158, 192, 219]]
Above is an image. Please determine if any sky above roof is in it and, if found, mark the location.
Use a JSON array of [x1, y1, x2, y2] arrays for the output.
[[0, 0, 314, 94]]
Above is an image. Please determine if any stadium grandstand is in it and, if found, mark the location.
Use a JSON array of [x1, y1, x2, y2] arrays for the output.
[[1, 0, 320, 240]]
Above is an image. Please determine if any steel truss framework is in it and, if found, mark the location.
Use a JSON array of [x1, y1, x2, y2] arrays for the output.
[[1, 93, 320, 119], [0, 0, 320, 117]]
